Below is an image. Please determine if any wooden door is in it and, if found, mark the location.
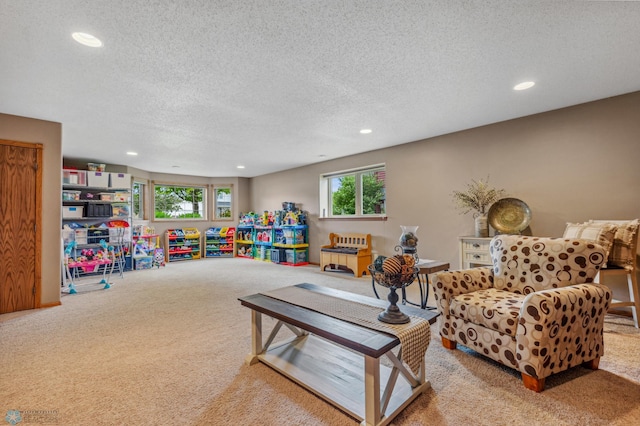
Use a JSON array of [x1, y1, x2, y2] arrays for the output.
[[0, 139, 42, 314]]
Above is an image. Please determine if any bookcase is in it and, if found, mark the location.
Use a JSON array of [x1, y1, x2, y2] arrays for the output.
[[164, 228, 201, 262], [204, 227, 235, 258], [62, 168, 132, 276], [273, 225, 308, 266], [236, 225, 254, 258]]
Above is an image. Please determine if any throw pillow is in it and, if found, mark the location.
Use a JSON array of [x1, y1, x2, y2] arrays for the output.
[[563, 222, 617, 267], [589, 219, 639, 270]]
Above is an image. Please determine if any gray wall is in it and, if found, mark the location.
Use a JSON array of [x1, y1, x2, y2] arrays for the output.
[[250, 92, 640, 269]]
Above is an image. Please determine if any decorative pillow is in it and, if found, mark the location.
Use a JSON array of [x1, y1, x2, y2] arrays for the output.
[[563, 222, 617, 267], [589, 219, 639, 270]]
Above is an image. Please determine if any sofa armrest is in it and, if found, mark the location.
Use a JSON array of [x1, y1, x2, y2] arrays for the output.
[[430, 267, 494, 340], [516, 283, 612, 380]]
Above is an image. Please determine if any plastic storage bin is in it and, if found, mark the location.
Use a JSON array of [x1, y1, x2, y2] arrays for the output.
[[63, 169, 87, 186], [109, 173, 131, 188], [87, 229, 110, 244], [285, 249, 307, 265], [112, 204, 130, 217], [270, 248, 286, 264], [135, 256, 154, 270], [85, 203, 113, 217], [113, 192, 130, 202], [74, 229, 88, 245], [109, 227, 132, 243], [62, 190, 81, 201], [63, 205, 84, 218], [62, 228, 75, 244], [87, 171, 109, 188]]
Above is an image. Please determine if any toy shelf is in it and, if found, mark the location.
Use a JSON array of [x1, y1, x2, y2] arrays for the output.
[[236, 225, 254, 259], [204, 227, 235, 258], [235, 210, 309, 266], [164, 228, 201, 262], [62, 168, 133, 280], [252, 226, 274, 261], [272, 225, 309, 266]]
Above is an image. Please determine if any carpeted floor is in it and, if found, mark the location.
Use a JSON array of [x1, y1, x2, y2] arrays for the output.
[[1, 259, 639, 425]]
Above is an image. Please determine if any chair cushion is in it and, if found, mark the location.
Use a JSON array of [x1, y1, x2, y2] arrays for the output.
[[320, 247, 359, 255], [490, 235, 607, 294], [449, 288, 526, 337], [562, 222, 617, 266]]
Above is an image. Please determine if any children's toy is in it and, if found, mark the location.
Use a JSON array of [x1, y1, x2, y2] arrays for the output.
[[61, 239, 115, 294], [153, 248, 166, 268]]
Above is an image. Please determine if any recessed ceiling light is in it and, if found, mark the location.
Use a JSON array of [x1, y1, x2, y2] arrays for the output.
[[72, 32, 103, 48], [171, 165, 180, 168], [318, 154, 327, 158], [360, 129, 372, 134], [126, 151, 138, 156], [237, 165, 245, 169], [513, 81, 535, 91]]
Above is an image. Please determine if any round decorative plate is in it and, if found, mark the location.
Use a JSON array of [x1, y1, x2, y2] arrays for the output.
[[487, 198, 531, 234]]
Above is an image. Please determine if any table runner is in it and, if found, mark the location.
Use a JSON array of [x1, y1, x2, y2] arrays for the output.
[[261, 286, 430, 376]]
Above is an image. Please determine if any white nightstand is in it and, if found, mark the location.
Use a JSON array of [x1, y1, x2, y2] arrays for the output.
[[458, 236, 493, 269]]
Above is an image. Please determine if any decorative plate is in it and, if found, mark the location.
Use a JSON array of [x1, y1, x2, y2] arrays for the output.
[[487, 198, 531, 234]]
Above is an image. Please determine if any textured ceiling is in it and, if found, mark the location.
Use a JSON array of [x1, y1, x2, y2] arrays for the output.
[[1, 1, 639, 177]]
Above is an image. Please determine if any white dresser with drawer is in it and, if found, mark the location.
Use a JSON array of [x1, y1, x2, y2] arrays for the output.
[[459, 236, 493, 269]]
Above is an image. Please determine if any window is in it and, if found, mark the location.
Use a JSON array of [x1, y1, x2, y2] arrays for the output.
[[319, 164, 386, 218], [132, 181, 145, 219], [214, 186, 233, 219], [153, 184, 206, 220]]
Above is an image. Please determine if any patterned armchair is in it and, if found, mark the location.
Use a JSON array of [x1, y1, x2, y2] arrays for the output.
[[431, 235, 612, 392]]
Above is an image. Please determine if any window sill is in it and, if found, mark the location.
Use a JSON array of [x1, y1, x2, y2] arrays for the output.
[[318, 216, 387, 221], [152, 218, 209, 222]]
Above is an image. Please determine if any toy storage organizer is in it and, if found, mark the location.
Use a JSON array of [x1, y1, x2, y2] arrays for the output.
[[204, 227, 235, 258], [254, 226, 273, 262], [273, 225, 309, 266], [164, 228, 201, 262], [235, 225, 308, 266], [236, 225, 255, 259]]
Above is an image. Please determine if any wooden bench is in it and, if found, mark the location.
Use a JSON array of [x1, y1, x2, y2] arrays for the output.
[[320, 233, 372, 277]]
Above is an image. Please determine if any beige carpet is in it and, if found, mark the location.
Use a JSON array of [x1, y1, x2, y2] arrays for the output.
[[1, 259, 639, 425]]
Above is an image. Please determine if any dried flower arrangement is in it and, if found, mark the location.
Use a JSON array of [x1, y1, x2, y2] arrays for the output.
[[452, 176, 506, 217]]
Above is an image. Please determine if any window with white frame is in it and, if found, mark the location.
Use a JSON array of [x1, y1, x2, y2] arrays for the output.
[[153, 184, 207, 220], [214, 186, 233, 219], [132, 181, 145, 219], [319, 164, 386, 218]]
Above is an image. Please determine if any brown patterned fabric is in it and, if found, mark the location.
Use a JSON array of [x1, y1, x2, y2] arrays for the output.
[[430, 236, 612, 384], [450, 288, 525, 337], [491, 235, 606, 294]]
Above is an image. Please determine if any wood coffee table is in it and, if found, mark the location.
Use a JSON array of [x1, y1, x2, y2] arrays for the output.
[[238, 283, 438, 426]]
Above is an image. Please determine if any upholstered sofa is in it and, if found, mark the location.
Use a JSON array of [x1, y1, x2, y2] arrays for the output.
[[431, 235, 612, 392]]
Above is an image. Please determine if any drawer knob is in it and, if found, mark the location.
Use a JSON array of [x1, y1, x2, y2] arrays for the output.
[[473, 254, 481, 259], [473, 243, 480, 248]]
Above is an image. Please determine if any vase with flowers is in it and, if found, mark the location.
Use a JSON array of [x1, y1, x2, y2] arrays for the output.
[[452, 176, 506, 237]]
